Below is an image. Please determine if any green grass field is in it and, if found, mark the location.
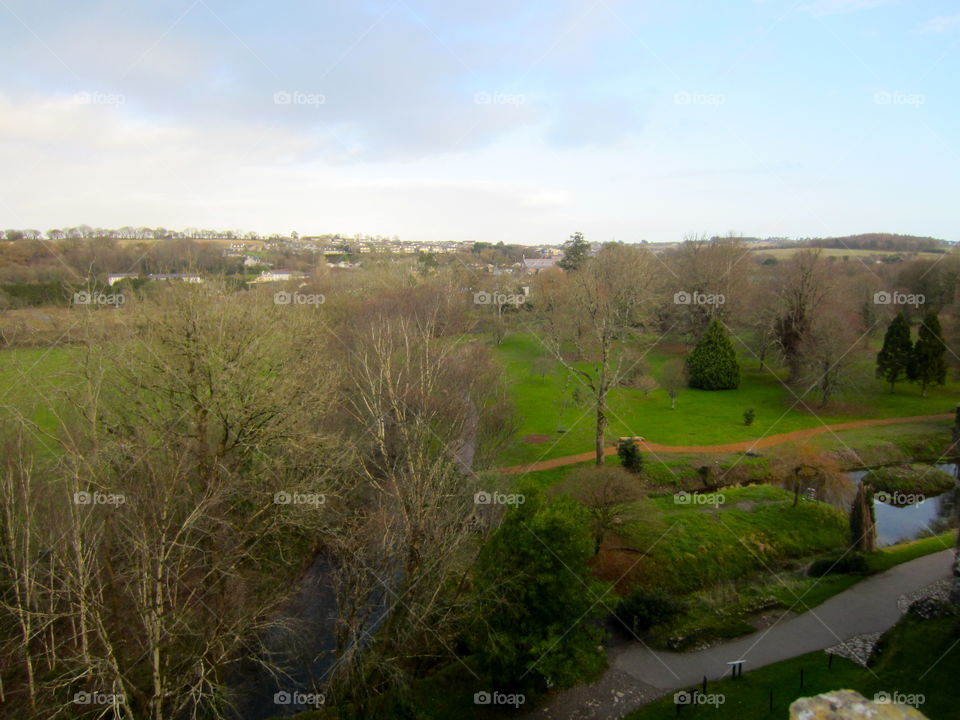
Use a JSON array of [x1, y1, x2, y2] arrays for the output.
[[0, 345, 78, 437], [495, 331, 959, 466]]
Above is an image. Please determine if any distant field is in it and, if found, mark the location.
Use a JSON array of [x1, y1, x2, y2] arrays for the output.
[[495, 330, 959, 466], [0, 345, 78, 436]]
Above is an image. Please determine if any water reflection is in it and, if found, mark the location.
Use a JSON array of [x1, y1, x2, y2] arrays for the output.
[[846, 463, 958, 548]]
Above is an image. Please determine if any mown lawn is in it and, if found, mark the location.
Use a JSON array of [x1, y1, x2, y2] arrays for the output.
[[0, 345, 78, 437], [495, 331, 959, 466]]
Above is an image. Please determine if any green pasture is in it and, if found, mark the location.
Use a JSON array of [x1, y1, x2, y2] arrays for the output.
[[495, 331, 959, 466]]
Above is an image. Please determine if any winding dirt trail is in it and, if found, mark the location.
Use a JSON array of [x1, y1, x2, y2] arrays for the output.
[[499, 412, 953, 475]]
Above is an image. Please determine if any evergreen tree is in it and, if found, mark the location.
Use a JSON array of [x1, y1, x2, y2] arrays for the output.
[[617, 438, 644, 473], [875, 312, 913, 392], [558, 231, 590, 271], [471, 491, 607, 690], [908, 312, 947, 396], [686, 319, 740, 390]]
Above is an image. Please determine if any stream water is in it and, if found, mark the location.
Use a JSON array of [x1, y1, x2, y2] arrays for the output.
[[845, 463, 958, 547]]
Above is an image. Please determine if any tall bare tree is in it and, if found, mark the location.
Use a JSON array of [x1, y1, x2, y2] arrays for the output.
[[537, 243, 659, 464]]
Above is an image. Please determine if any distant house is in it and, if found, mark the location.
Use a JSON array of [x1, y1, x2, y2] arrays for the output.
[[148, 273, 203, 283], [250, 269, 308, 283], [106, 273, 140, 286], [521, 257, 558, 274]]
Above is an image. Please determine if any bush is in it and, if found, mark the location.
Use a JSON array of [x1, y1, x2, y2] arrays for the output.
[[807, 552, 869, 577], [907, 597, 956, 620], [616, 587, 686, 632], [743, 408, 755, 426], [686, 319, 740, 390], [617, 439, 644, 474]]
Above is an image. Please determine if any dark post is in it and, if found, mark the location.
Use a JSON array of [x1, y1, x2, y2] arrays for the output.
[[702, 676, 707, 694], [828, 652, 834, 669], [952, 404, 960, 457]]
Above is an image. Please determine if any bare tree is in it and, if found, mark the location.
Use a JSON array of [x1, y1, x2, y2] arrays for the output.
[[667, 235, 750, 338], [324, 306, 514, 711], [775, 249, 832, 382], [797, 305, 863, 406], [537, 244, 659, 464]]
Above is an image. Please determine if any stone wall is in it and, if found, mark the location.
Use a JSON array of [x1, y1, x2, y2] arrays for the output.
[[790, 690, 928, 719]]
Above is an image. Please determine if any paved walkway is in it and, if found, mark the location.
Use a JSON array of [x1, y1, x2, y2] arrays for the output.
[[534, 549, 954, 719], [501, 413, 953, 475]]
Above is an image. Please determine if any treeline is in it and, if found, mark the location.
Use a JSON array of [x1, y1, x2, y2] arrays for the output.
[[0, 237, 240, 287], [807, 233, 948, 252]]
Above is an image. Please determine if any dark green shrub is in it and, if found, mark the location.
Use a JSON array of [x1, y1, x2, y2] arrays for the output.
[[686, 319, 740, 390], [743, 408, 755, 426], [617, 439, 644, 474], [807, 551, 868, 577], [616, 587, 686, 632]]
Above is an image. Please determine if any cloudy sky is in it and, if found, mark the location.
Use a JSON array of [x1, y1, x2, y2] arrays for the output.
[[1, 0, 957, 243]]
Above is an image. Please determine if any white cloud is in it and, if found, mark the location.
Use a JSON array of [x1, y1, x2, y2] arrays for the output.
[[919, 14, 960, 33]]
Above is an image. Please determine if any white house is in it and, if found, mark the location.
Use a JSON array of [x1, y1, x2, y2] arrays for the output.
[[251, 269, 308, 283], [106, 273, 139, 286], [148, 274, 203, 283]]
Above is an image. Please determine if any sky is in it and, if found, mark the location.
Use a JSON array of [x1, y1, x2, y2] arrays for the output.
[[0, 0, 957, 244]]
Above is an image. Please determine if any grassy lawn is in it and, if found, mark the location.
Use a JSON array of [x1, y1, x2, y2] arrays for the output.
[[0, 345, 78, 437], [626, 613, 960, 720], [495, 331, 959, 467]]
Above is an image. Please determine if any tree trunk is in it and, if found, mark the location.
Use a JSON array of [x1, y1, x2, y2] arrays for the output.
[[595, 401, 606, 465], [951, 460, 960, 604]]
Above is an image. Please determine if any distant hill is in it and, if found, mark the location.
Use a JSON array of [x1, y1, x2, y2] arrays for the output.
[[807, 233, 950, 253]]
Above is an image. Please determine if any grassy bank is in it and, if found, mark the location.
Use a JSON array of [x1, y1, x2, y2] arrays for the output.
[[626, 612, 960, 720], [863, 463, 956, 496]]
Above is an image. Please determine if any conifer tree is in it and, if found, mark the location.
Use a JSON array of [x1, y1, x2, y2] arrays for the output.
[[686, 318, 740, 390], [908, 312, 947, 396], [875, 312, 913, 392]]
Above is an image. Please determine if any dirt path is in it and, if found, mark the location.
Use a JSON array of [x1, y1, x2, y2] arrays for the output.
[[499, 413, 953, 475]]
